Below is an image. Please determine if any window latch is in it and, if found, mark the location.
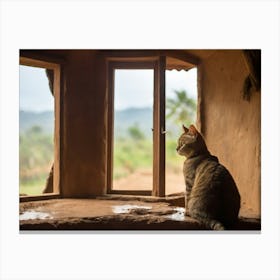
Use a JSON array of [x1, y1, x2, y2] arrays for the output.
[[151, 128, 166, 134]]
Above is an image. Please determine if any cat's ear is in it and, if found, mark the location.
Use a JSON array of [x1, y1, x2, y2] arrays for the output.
[[189, 125, 198, 136], [182, 124, 189, 133]]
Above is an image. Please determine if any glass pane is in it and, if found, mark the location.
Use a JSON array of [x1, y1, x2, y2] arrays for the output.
[[19, 65, 54, 196], [165, 68, 197, 195], [113, 69, 154, 190]]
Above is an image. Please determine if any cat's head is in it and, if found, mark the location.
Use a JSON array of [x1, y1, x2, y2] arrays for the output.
[[176, 124, 209, 158]]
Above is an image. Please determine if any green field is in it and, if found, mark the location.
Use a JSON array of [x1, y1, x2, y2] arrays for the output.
[[113, 137, 181, 180], [20, 90, 196, 195], [19, 125, 182, 195], [19, 126, 53, 195]]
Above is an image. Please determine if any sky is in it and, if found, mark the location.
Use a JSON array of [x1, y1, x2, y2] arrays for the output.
[[114, 68, 197, 110], [20, 65, 54, 112], [19, 65, 197, 112]]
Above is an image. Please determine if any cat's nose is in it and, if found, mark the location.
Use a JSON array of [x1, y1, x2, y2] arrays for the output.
[[176, 147, 179, 151]]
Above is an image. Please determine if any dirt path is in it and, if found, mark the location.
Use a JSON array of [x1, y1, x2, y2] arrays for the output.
[[113, 168, 185, 195]]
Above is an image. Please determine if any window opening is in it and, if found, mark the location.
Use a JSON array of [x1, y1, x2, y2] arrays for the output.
[[19, 58, 60, 197], [165, 68, 198, 195], [112, 69, 154, 191], [107, 56, 196, 197]]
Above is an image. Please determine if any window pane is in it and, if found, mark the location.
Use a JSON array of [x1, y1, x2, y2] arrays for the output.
[[165, 68, 197, 195], [19, 65, 54, 196], [113, 69, 154, 190]]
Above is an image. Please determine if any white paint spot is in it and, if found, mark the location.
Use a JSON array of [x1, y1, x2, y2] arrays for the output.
[[19, 210, 53, 221], [166, 207, 186, 221], [112, 204, 152, 214]]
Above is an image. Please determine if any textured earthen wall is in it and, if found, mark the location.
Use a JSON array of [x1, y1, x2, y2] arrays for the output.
[[61, 51, 107, 196], [199, 50, 261, 215], [29, 50, 260, 213]]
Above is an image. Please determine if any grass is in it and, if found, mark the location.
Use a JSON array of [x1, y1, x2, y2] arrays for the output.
[[20, 126, 183, 195], [113, 137, 182, 179], [19, 126, 53, 196], [20, 178, 46, 195]]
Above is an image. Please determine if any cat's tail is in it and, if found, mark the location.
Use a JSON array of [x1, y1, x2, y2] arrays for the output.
[[190, 213, 225, 230], [207, 219, 225, 230]]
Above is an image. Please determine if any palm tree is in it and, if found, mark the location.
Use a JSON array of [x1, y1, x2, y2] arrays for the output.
[[166, 90, 196, 126]]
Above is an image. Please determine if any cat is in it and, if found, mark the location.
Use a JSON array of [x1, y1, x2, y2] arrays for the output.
[[176, 124, 240, 230]]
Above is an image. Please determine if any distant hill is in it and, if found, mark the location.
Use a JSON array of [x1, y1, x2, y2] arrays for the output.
[[114, 107, 153, 138], [19, 107, 180, 137], [19, 110, 54, 134], [19, 108, 154, 136], [114, 107, 180, 138]]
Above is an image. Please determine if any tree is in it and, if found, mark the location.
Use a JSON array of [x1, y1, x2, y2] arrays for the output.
[[127, 123, 145, 141], [29, 125, 43, 134], [166, 90, 196, 126]]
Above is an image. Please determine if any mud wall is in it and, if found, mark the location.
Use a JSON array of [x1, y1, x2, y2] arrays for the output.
[[60, 51, 107, 197], [20, 50, 261, 213], [199, 50, 261, 215]]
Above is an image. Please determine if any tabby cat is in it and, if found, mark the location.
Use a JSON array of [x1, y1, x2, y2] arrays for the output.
[[176, 124, 240, 230]]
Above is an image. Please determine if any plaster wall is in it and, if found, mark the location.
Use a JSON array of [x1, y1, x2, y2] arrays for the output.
[[199, 50, 261, 215], [61, 51, 107, 196], [29, 50, 260, 215]]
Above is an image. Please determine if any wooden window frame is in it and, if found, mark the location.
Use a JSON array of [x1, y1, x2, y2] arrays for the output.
[[106, 57, 166, 197], [19, 56, 62, 202]]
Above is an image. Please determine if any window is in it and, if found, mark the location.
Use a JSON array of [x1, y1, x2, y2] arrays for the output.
[[107, 59, 165, 196], [19, 57, 61, 199], [112, 69, 154, 192], [107, 55, 198, 197], [165, 68, 198, 195]]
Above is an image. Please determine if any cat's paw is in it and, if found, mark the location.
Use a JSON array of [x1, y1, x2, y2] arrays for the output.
[[213, 223, 225, 230]]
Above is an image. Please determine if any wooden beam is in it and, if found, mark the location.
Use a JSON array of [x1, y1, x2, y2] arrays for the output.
[[20, 51, 66, 65], [20, 193, 61, 202], [106, 62, 115, 194], [100, 50, 200, 66], [107, 190, 152, 196], [153, 56, 166, 197], [163, 50, 200, 66]]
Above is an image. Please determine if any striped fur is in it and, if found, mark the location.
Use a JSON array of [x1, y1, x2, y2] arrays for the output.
[[177, 125, 240, 230]]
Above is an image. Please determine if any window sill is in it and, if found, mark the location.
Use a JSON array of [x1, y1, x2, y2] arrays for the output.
[[20, 193, 60, 202]]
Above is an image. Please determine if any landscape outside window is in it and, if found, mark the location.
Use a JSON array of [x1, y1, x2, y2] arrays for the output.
[[19, 65, 54, 196], [165, 68, 197, 194], [113, 69, 154, 190], [19, 65, 197, 196], [112, 68, 197, 194]]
